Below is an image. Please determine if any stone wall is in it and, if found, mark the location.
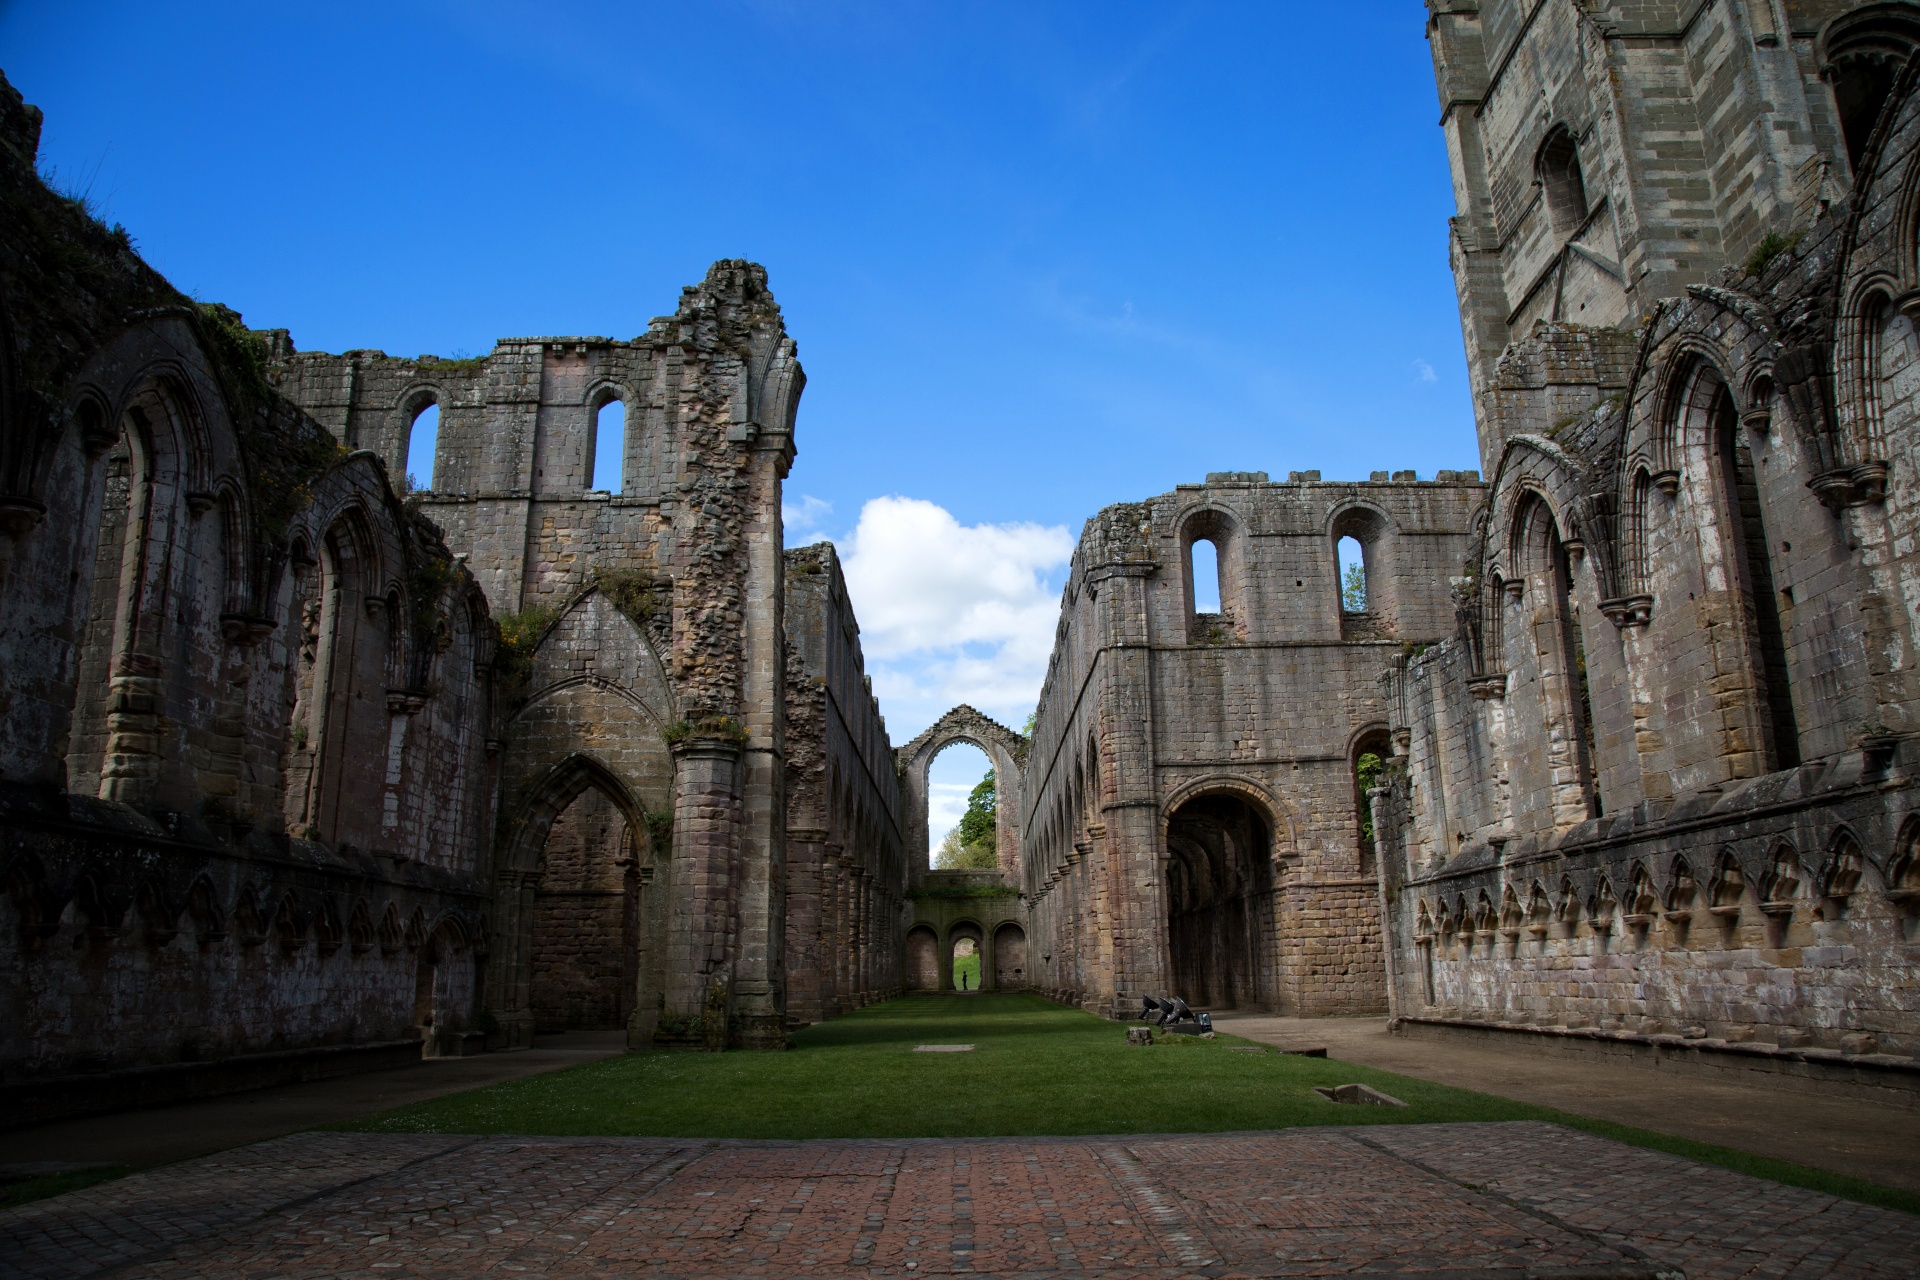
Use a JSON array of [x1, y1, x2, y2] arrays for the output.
[[271, 262, 805, 1051], [1018, 471, 1483, 1017], [1427, 0, 1854, 462], [0, 71, 490, 1100], [784, 543, 908, 1025], [1381, 0, 1920, 1062]]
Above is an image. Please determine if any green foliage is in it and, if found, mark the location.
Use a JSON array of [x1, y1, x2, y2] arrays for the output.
[[935, 827, 997, 869], [914, 881, 1020, 900], [1743, 228, 1805, 278], [642, 807, 674, 857], [957, 772, 995, 847], [935, 769, 998, 868], [415, 353, 489, 372], [593, 566, 667, 626], [408, 553, 455, 641], [1355, 751, 1384, 849], [2, 1165, 133, 1210], [663, 715, 749, 746], [332, 995, 1920, 1213], [494, 604, 561, 688], [1342, 560, 1367, 612], [951, 952, 981, 989]]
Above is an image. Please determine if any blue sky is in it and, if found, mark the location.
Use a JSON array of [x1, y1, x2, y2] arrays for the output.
[[2, 1, 1475, 846]]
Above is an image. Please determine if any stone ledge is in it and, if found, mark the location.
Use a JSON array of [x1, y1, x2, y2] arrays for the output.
[[0, 1038, 426, 1130], [1391, 1015, 1920, 1108]]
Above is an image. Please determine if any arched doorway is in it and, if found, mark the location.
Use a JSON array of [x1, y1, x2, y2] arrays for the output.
[[1165, 792, 1274, 1009], [948, 920, 984, 992], [993, 922, 1028, 988], [530, 783, 642, 1031], [905, 925, 940, 990]]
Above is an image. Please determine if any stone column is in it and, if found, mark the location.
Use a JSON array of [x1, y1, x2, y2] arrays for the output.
[[487, 867, 539, 1050], [784, 826, 828, 1026], [729, 415, 791, 1048], [662, 736, 743, 1043], [1093, 560, 1167, 1018]]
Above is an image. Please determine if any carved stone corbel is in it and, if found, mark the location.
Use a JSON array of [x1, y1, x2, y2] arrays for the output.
[[1598, 594, 1653, 628]]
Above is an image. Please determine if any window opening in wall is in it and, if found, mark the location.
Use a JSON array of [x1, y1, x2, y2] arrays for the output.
[[1713, 390, 1800, 769], [1552, 534, 1602, 818], [929, 742, 997, 869], [1833, 55, 1901, 170], [1351, 731, 1390, 875], [1338, 536, 1366, 612], [406, 402, 439, 493], [591, 398, 625, 494], [1190, 537, 1222, 613], [1537, 127, 1588, 234]]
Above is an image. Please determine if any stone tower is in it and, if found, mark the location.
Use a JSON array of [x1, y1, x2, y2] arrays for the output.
[[1427, 0, 1884, 463]]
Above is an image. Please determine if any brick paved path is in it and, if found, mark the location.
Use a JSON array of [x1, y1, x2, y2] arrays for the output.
[[2, 1122, 1913, 1279]]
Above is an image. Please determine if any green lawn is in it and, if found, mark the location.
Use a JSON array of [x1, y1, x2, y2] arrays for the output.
[[952, 954, 980, 990], [340, 994, 1916, 1215]]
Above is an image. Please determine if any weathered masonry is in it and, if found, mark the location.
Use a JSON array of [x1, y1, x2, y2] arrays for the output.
[[897, 706, 1031, 994], [1370, 0, 1920, 1071], [1011, 471, 1482, 1018], [0, 66, 905, 1121]]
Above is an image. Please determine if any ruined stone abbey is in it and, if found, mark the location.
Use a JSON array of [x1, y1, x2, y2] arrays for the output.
[[6, 0, 1920, 1118]]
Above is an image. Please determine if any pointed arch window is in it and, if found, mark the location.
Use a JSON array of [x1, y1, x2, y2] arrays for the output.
[[1536, 126, 1588, 235]]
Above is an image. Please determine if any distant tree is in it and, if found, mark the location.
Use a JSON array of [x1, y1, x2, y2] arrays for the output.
[[935, 768, 998, 869], [1355, 750, 1383, 849], [1342, 560, 1367, 613], [957, 772, 995, 848]]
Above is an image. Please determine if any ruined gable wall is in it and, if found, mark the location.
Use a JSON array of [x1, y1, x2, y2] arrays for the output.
[[1022, 472, 1483, 1017]]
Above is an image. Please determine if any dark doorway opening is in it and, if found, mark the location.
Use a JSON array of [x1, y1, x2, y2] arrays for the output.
[[530, 786, 639, 1030], [1166, 793, 1274, 1009]]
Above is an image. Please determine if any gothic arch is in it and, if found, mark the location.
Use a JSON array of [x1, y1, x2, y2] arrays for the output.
[[897, 705, 1029, 881]]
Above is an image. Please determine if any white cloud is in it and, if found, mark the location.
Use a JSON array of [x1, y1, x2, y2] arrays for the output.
[[1412, 358, 1438, 384], [783, 494, 832, 543], [834, 496, 1074, 737]]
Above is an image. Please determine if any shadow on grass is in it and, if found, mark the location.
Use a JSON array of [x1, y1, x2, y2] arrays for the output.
[[2, 1166, 133, 1211], [333, 993, 1918, 1217]]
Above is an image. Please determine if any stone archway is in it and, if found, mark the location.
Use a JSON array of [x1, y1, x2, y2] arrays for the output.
[[487, 753, 665, 1049], [947, 919, 985, 992], [1164, 790, 1276, 1009], [897, 706, 1029, 882], [993, 921, 1028, 989], [905, 925, 940, 991]]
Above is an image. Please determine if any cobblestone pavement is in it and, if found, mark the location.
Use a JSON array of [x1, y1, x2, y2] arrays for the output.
[[2, 1122, 1914, 1279]]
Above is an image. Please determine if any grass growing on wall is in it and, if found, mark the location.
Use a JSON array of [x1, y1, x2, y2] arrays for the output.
[[336, 995, 1916, 1216]]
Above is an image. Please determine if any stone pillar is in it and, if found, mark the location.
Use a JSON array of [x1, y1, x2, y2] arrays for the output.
[[1097, 583, 1168, 1015], [662, 736, 743, 1042], [784, 826, 827, 1026], [729, 419, 791, 1048], [487, 868, 539, 1050]]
